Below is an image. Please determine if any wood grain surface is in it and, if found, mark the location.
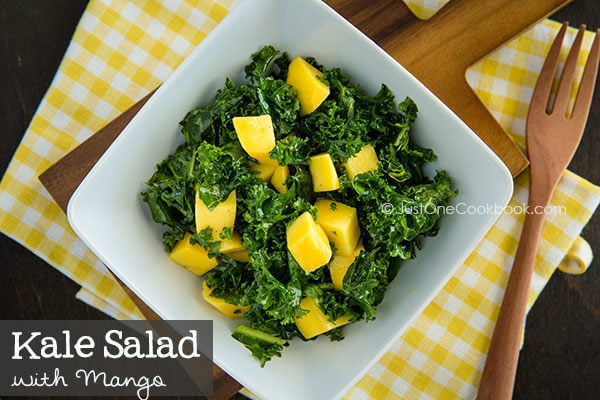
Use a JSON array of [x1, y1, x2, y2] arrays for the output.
[[1, 1, 599, 399]]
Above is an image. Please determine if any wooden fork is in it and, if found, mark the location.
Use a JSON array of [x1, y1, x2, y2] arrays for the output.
[[477, 22, 600, 400]]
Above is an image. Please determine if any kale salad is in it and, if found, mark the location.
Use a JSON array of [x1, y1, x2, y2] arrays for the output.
[[141, 45, 456, 366]]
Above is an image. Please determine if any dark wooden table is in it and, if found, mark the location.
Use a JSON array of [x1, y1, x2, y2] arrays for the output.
[[1, 1, 599, 399]]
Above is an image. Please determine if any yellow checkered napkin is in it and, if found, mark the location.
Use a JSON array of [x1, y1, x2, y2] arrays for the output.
[[402, 0, 451, 20], [0, 1, 598, 399]]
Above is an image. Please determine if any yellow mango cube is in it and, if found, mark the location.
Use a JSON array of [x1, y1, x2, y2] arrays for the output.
[[169, 233, 218, 276], [202, 281, 250, 319], [354, 239, 365, 256], [328, 241, 364, 290], [271, 164, 290, 193], [286, 211, 332, 273], [309, 153, 340, 192], [195, 190, 236, 239], [228, 249, 250, 263], [232, 115, 276, 164], [250, 162, 277, 181], [343, 144, 379, 180], [219, 231, 250, 262], [328, 254, 355, 290], [286, 56, 330, 116], [219, 231, 245, 253], [294, 297, 350, 339], [315, 199, 360, 257]]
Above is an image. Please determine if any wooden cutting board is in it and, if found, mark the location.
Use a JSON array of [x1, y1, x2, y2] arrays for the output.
[[39, 0, 570, 398]]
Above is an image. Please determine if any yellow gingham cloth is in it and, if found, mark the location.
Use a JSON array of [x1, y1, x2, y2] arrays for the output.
[[0, 1, 599, 399], [403, 0, 451, 20]]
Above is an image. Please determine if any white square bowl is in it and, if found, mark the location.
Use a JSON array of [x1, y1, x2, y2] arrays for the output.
[[68, 0, 513, 399]]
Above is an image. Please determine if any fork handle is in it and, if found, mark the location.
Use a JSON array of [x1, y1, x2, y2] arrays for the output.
[[477, 206, 548, 400]]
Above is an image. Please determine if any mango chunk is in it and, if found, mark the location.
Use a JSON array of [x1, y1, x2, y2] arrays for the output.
[[343, 144, 379, 180], [219, 231, 250, 262], [228, 249, 250, 263], [294, 297, 349, 339], [169, 233, 218, 276], [354, 239, 365, 256], [315, 199, 360, 257], [309, 153, 340, 192], [286, 56, 330, 116], [328, 241, 364, 290], [219, 231, 245, 253], [286, 211, 332, 273], [328, 255, 355, 291], [233, 115, 277, 164], [271, 164, 290, 193], [202, 281, 250, 319], [251, 162, 277, 181], [195, 190, 236, 240]]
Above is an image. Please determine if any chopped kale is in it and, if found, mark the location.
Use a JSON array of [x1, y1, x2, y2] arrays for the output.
[[141, 45, 456, 366]]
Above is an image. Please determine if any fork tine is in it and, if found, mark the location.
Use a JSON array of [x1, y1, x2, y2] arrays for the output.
[[572, 29, 600, 122], [529, 22, 568, 116], [552, 25, 586, 115]]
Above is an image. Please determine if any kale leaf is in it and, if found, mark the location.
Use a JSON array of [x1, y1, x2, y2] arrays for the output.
[[231, 324, 288, 367]]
